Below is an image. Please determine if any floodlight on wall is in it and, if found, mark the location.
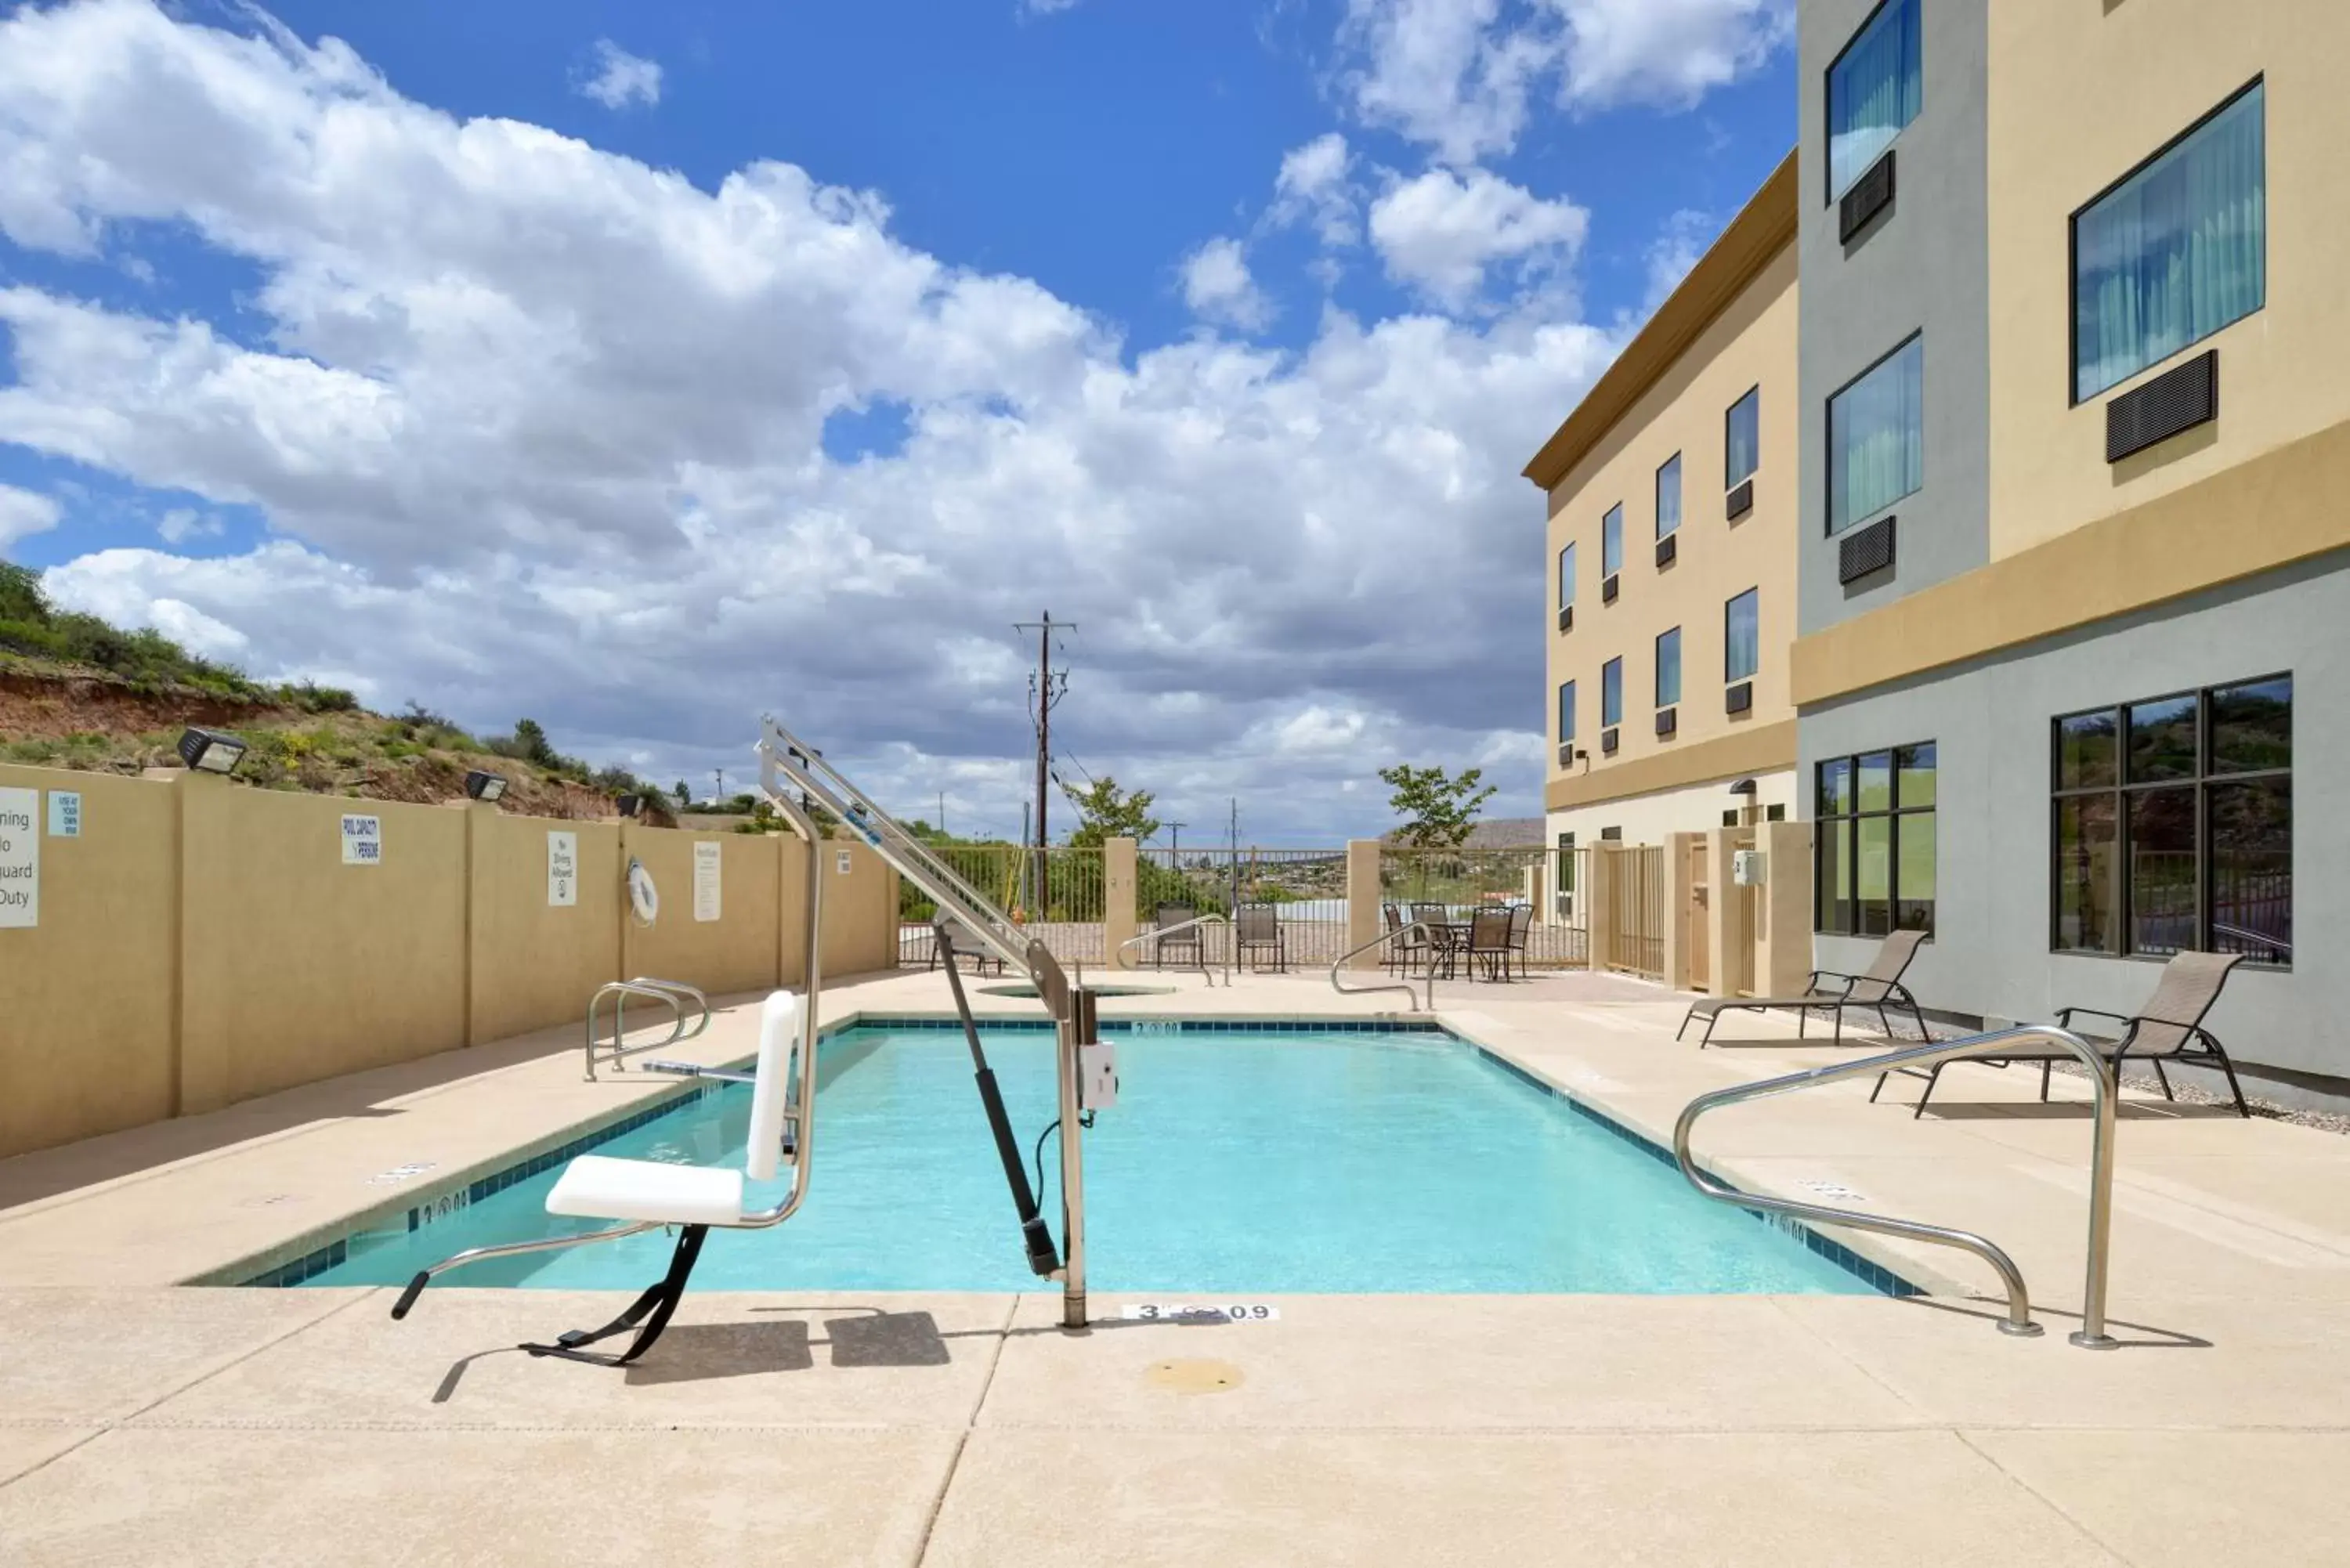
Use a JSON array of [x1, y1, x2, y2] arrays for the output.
[[616, 793, 643, 818], [176, 727, 248, 775], [464, 769, 508, 804], [1728, 777, 1759, 797]]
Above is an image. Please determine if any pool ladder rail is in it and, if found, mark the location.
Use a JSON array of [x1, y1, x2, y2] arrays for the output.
[[1328, 922, 1435, 1013], [1112, 912, 1232, 987], [1674, 1024, 2119, 1348], [584, 977, 711, 1081]]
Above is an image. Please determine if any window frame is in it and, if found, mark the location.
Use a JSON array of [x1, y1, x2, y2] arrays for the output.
[[1557, 679, 1577, 746], [1724, 587, 1760, 684], [1655, 452, 1683, 540], [1824, 330, 1925, 537], [2048, 672, 2291, 967], [1724, 385, 1760, 489], [1601, 504, 1624, 576], [1557, 540, 1576, 610], [1824, 0, 1921, 202], [1654, 627, 1682, 710], [1814, 740, 1937, 937], [1600, 656, 1623, 728], [2066, 77, 2266, 407]]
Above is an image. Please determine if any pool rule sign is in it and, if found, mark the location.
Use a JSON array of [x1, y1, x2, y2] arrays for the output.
[[0, 787, 35, 927]]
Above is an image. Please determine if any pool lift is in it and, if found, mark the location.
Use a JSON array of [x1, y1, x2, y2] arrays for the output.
[[387, 717, 1117, 1361]]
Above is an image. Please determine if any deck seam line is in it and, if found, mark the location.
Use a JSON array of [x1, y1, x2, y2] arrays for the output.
[[104, 1286, 381, 1429], [1950, 1427, 2143, 1567]]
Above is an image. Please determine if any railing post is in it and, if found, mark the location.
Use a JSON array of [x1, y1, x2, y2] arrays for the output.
[[1587, 845, 1617, 972], [1104, 837, 1138, 969]]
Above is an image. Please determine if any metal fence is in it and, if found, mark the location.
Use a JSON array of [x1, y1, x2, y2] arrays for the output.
[[1133, 846, 1353, 968], [897, 844, 1106, 966], [1378, 845, 1589, 967]]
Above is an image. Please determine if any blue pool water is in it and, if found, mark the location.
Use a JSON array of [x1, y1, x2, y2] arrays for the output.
[[297, 1025, 1875, 1295]]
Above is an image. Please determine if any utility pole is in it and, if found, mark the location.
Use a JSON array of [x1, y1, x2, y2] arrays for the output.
[[938, 789, 946, 838], [1014, 611, 1073, 919], [1166, 821, 1184, 865], [713, 767, 725, 804]]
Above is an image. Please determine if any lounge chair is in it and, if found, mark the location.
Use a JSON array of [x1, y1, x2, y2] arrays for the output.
[[1506, 904, 1533, 978], [1676, 927, 1929, 1048], [1884, 950, 2249, 1118], [1154, 903, 1202, 969], [927, 917, 1006, 976], [1461, 908, 1513, 981], [1235, 902, 1286, 972]]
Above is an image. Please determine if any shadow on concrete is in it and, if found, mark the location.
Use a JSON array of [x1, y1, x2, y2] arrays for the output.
[[1893, 1293, 2214, 1350]]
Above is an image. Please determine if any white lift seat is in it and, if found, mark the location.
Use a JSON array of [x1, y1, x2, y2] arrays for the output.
[[546, 1154, 747, 1226]]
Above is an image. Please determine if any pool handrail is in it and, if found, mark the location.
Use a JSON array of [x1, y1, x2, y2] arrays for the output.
[[1672, 1024, 2118, 1347], [1329, 923, 1434, 1013], [1114, 912, 1231, 986], [583, 977, 710, 1081]]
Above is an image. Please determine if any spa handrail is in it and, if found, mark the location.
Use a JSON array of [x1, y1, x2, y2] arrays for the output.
[[1328, 923, 1434, 1013], [1114, 912, 1231, 986], [583, 978, 710, 1081], [1672, 1024, 2117, 1347]]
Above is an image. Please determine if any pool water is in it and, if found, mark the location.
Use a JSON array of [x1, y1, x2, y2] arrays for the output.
[[299, 1025, 1875, 1295]]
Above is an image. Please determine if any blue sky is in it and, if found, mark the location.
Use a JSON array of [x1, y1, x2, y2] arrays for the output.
[[0, 0, 1795, 842]]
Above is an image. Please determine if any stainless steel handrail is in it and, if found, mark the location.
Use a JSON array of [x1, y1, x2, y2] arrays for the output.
[[583, 978, 710, 1081], [1329, 923, 1434, 1013], [1673, 1025, 2118, 1347], [1115, 913, 1231, 985]]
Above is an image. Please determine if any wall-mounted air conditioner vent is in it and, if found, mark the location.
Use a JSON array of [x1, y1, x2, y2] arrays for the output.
[[1654, 534, 1678, 569], [1726, 479, 1754, 521], [1600, 727, 1620, 755], [1601, 573, 1620, 604], [1838, 515, 1896, 584], [1654, 707, 1678, 738], [1726, 681, 1753, 714], [1839, 149, 1895, 243], [2106, 349, 2218, 462]]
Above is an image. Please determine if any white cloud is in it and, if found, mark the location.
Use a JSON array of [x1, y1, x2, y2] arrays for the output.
[[1019, 0, 1087, 13], [1179, 237, 1274, 332], [1336, 0, 1791, 161], [1367, 167, 1586, 311], [1642, 207, 1716, 312], [0, 0, 1625, 838], [576, 39, 660, 110], [0, 482, 62, 547], [1270, 132, 1358, 246], [156, 506, 226, 544]]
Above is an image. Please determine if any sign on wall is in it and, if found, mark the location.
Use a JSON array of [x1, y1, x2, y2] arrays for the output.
[[835, 848, 852, 876], [692, 840, 721, 922], [48, 791, 81, 838], [341, 814, 383, 866], [547, 831, 578, 907], [0, 786, 38, 928]]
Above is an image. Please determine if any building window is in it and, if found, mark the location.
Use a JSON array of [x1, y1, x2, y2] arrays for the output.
[[2073, 81, 2265, 403], [1828, 333, 1923, 535], [1556, 831, 1575, 905], [1558, 541, 1575, 611], [1654, 627, 1681, 709], [1827, 0, 1921, 199], [1725, 588, 1759, 683], [1655, 453, 1682, 540], [1601, 657, 1623, 728], [1557, 679, 1576, 746], [1766, 804, 1787, 822], [1817, 742, 1936, 936], [1725, 387, 1760, 488], [1602, 504, 1623, 576], [2051, 674, 2290, 965]]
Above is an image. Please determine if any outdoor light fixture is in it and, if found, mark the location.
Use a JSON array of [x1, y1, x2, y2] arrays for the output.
[[1728, 777, 1759, 796], [617, 794, 642, 818], [176, 727, 248, 775], [464, 769, 508, 804]]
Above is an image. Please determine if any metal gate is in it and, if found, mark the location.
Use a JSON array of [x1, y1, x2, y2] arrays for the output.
[[1600, 842, 1666, 980]]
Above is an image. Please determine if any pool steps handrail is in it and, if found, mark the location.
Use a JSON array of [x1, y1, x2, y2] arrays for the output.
[[1113, 912, 1231, 986], [1329, 923, 1435, 1013], [583, 977, 710, 1081], [1672, 1024, 2118, 1348]]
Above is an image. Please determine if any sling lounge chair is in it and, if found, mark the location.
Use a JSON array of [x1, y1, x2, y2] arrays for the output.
[[1235, 902, 1286, 972], [1882, 950, 2250, 1118], [1677, 927, 1929, 1048], [1154, 903, 1202, 969]]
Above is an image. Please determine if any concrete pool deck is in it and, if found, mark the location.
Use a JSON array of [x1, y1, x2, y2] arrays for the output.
[[5, 966, 2350, 1563]]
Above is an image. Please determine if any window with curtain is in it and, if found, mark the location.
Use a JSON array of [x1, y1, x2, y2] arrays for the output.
[[1725, 387, 1759, 488], [1557, 679, 1576, 745], [2051, 674, 2290, 964], [1827, 0, 1922, 198], [1654, 628, 1681, 709], [1655, 453, 1682, 540], [2073, 81, 2265, 403], [1828, 333, 1923, 534], [1602, 504, 1623, 576], [1557, 541, 1575, 610], [1601, 657, 1622, 728], [1725, 588, 1759, 683], [1816, 742, 1936, 936]]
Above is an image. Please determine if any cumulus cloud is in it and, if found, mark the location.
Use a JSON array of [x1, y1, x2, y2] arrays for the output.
[[1270, 132, 1359, 247], [0, 482, 62, 547], [1368, 167, 1586, 311], [0, 0, 1620, 837], [1178, 237, 1274, 331], [576, 39, 660, 110], [1337, 0, 1791, 162], [1642, 207, 1716, 313]]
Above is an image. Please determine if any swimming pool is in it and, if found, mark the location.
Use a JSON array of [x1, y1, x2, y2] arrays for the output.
[[291, 1023, 1887, 1295]]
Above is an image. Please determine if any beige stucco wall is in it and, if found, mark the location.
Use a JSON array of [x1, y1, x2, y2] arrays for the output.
[[814, 837, 900, 980], [1986, 2, 2350, 562], [620, 825, 782, 996], [1546, 766, 1795, 852], [468, 809, 624, 1045], [1546, 240, 1798, 806], [0, 767, 179, 1154]]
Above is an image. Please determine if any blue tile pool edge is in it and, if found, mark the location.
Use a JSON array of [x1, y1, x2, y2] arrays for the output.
[[234, 1011, 1919, 1299]]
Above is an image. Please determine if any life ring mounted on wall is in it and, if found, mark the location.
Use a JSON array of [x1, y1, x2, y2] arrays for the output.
[[626, 856, 660, 927]]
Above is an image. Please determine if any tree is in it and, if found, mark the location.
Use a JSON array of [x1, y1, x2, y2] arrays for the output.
[[1061, 776, 1161, 848], [674, 779, 692, 805], [1378, 763, 1496, 851]]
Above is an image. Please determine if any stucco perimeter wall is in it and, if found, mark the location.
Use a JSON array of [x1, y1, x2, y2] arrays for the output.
[[0, 765, 902, 1159]]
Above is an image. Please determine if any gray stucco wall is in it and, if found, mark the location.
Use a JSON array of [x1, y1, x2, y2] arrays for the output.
[[1796, 0, 1990, 635], [1799, 552, 2349, 1090]]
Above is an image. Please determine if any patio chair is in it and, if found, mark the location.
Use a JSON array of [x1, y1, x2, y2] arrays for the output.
[[927, 917, 1005, 976], [1382, 903, 1427, 974], [1461, 908, 1513, 982], [1676, 927, 1929, 1048], [1506, 904, 1534, 979], [1235, 902, 1286, 972], [1154, 903, 1202, 969], [1409, 903, 1457, 977], [1882, 950, 2250, 1119]]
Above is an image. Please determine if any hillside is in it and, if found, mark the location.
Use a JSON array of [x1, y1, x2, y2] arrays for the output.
[[0, 560, 653, 816]]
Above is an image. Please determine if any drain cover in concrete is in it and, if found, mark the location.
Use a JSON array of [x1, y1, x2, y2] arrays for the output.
[[1144, 1358, 1244, 1395]]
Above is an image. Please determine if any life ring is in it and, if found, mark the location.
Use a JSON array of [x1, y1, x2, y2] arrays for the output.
[[626, 857, 660, 927]]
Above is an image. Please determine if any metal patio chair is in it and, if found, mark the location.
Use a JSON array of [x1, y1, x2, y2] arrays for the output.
[[1461, 908, 1513, 982], [926, 917, 1006, 976], [1506, 903, 1534, 978], [1235, 902, 1287, 972], [1382, 903, 1428, 974], [1153, 903, 1202, 970], [1676, 927, 1929, 1047]]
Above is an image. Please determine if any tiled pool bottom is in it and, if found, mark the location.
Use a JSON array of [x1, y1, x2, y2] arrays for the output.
[[262, 1020, 1913, 1298]]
